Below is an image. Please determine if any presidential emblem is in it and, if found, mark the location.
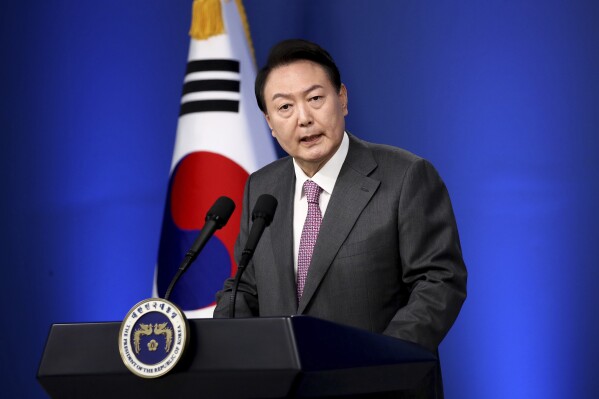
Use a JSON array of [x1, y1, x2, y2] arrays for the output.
[[118, 298, 188, 378]]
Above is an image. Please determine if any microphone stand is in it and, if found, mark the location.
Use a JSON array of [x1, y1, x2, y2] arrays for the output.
[[228, 250, 252, 318]]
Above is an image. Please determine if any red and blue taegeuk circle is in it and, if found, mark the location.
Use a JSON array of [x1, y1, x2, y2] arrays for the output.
[[156, 152, 248, 311]]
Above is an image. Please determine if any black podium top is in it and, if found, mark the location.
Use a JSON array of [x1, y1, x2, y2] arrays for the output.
[[38, 316, 436, 398]]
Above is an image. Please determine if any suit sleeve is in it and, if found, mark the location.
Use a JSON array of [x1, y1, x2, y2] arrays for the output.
[[213, 177, 260, 318], [383, 159, 467, 351]]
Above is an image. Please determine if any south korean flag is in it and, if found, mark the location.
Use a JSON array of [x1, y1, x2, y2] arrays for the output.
[[155, 0, 276, 319]]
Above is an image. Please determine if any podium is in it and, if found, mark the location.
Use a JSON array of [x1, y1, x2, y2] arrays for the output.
[[38, 316, 436, 398]]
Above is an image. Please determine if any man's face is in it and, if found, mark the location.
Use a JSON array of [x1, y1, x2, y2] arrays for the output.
[[263, 60, 348, 177]]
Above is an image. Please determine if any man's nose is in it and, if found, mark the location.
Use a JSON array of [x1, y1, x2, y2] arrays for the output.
[[297, 103, 313, 127]]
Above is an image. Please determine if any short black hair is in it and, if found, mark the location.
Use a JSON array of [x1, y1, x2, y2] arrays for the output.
[[255, 39, 342, 113]]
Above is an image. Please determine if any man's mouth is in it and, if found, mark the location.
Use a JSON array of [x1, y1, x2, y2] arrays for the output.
[[301, 133, 323, 143]]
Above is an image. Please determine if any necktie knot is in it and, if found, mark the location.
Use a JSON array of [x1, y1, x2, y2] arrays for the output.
[[303, 180, 322, 204]]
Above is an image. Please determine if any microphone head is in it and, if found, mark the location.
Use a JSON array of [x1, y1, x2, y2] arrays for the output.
[[251, 194, 278, 226], [206, 196, 236, 229]]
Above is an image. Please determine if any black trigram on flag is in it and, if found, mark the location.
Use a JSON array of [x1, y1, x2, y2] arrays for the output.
[[179, 59, 240, 116]]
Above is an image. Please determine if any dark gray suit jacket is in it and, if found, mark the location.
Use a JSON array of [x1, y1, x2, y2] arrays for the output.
[[214, 134, 467, 397]]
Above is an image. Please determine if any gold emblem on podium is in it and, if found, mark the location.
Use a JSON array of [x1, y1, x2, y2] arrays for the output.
[[118, 298, 188, 378]]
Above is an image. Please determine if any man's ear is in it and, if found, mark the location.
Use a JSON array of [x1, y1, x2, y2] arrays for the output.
[[339, 84, 348, 116], [264, 113, 275, 135]]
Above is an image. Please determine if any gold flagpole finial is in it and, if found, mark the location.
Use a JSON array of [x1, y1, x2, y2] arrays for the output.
[[189, 0, 225, 40]]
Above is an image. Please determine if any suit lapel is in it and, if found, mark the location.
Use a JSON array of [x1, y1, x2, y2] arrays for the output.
[[298, 135, 380, 313], [265, 159, 298, 312]]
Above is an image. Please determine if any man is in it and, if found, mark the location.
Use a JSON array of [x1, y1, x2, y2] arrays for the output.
[[214, 39, 467, 398]]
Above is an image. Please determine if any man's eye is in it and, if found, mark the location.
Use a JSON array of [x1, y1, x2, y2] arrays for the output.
[[311, 96, 323, 101], [279, 104, 291, 111]]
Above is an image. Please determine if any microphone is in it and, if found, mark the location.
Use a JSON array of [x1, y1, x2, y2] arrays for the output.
[[164, 196, 235, 302], [239, 194, 278, 268], [229, 194, 278, 318], [187, 196, 236, 261]]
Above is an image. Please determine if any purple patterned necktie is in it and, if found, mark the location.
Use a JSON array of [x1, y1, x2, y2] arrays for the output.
[[297, 180, 323, 300]]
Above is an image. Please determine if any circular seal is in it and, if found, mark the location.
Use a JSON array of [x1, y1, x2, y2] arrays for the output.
[[118, 298, 189, 378]]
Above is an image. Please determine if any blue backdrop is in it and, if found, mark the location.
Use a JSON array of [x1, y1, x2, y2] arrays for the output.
[[1, 1, 598, 398]]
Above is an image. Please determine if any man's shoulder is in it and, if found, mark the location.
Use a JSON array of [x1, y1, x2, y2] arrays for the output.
[[349, 133, 426, 169], [249, 155, 293, 181]]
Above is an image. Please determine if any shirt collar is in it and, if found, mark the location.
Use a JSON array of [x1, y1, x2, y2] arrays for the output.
[[293, 131, 349, 196]]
